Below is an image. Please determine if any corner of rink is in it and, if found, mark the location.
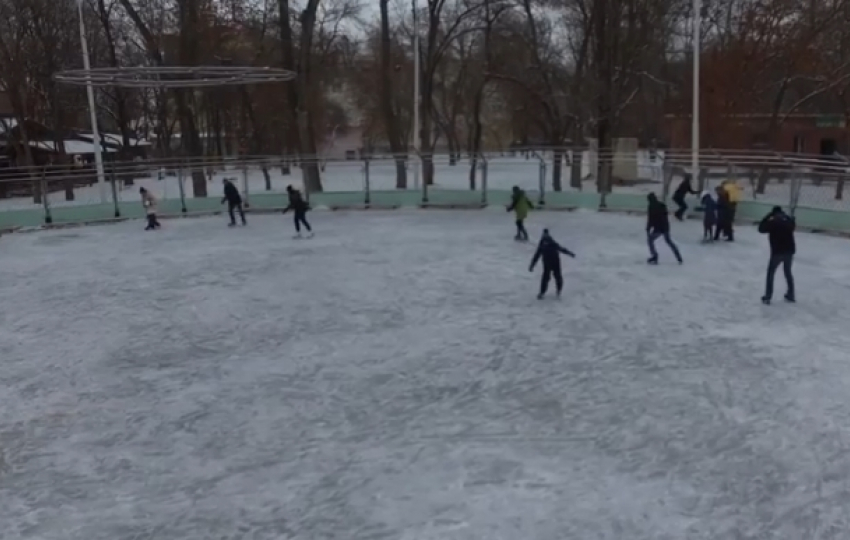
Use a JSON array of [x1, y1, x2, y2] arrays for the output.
[[4, 209, 850, 538]]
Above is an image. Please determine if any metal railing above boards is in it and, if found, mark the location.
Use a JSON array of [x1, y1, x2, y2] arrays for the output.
[[1, 149, 850, 233]]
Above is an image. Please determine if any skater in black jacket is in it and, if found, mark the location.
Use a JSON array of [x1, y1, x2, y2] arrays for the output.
[[529, 229, 575, 299], [714, 186, 734, 241], [672, 174, 699, 220], [646, 193, 683, 264], [283, 185, 312, 237], [221, 178, 246, 226], [759, 206, 796, 304]]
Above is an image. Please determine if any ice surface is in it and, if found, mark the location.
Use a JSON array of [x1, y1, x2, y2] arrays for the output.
[[2, 210, 850, 539]]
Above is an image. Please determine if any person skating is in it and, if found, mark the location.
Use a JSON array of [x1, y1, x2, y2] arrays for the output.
[[139, 187, 161, 231], [700, 190, 717, 242], [221, 178, 246, 226], [646, 193, 682, 264], [282, 185, 312, 237], [758, 206, 796, 305], [506, 185, 533, 241], [713, 186, 734, 241], [672, 174, 699, 221], [529, 229, 575, 299]]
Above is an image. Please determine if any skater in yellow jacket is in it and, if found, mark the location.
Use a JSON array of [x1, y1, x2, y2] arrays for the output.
[[506, 186, 533, 241]]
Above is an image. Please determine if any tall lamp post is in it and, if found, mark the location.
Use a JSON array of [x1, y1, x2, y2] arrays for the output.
[[691, 0, 701, 181], [76, 0, 107, 203], [412, 0, 421, 191]]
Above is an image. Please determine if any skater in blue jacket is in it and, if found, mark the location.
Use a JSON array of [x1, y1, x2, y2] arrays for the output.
[[530, 229, 576, 299]]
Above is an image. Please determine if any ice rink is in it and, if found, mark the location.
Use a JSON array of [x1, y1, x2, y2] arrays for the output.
[[3, 209, 850, 539]]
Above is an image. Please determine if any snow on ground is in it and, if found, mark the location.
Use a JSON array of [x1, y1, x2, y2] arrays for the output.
[[2, 151, 847, 213], [2, 211, 850, 539]]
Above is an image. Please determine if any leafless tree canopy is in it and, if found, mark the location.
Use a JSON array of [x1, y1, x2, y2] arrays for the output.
[[0, 0, 848, 192]]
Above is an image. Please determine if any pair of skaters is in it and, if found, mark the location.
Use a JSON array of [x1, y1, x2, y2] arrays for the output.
[[137, 181, 313, 237], [220, 179, 313, 237], [508, 186, 576, 299]]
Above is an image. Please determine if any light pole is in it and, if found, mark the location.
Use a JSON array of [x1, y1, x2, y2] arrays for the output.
[[412, 0, 421, 191], [76, 0, 107, 203], [691, 0, 701, 181]]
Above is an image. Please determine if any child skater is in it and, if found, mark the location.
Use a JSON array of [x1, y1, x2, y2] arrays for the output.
[[507, 185, 533, 241], [282, 185, 313, 238], [700, 190, 716, 242], [139, 187, 161, 231], [529, 229, 576, 299]]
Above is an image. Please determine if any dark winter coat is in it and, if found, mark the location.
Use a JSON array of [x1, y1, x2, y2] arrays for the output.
[[222, 182, 242, 204], [284, 190, 308, 213], [646, 199, 670, 233], [715, 190, 732, 222], [758, 210, 796, 255], [701, 193, 716, 226], [530, 235, 575, 270], [674, 176, 697, 199]]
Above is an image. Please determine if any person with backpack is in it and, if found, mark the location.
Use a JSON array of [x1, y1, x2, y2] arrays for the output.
[[758, 206, 796, 305], [282, 185, 313, 238]]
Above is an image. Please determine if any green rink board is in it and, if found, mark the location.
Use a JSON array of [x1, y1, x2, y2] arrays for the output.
[[0, 189, 846, 235]]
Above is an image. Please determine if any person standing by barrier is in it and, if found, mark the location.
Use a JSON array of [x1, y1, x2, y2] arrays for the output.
[[722, 180, 742, 227], [759, 206, 796, 305], [672, 174, 699, 221], [700, 190, 717, 242], [714, 186, 733, 241], [646, 193, 683, 264]]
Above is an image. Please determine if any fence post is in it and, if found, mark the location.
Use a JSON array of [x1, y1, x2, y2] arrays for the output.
[[363, 156, 371, 205], [177, 163, 187, 214], [833, 151, 849, 202], [41, 166, 52, 224], [421, 155, 428, 204], [480, 153, 488, 206], [110, 163, 120, 217], [536, 152, 546, 205]]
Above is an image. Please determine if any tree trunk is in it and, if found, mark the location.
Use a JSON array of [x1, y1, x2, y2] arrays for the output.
[[279, 0, 323, 193], [552, 146, 564, 192], [378, 0, 408, 189], [420, 76, 435, 185], [593, 0, 614, 196]]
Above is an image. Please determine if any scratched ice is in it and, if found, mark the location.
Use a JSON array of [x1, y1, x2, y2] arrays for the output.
[[2, 210, 850, 539]]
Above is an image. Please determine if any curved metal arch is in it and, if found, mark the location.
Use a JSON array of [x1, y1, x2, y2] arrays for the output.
[[53, 66, 296, 88]]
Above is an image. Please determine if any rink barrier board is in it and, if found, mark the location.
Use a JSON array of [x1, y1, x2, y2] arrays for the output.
[[2, 189, 850, 239]]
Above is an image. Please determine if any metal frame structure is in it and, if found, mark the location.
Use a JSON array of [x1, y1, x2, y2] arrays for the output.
[[53, 66, 297, 88]]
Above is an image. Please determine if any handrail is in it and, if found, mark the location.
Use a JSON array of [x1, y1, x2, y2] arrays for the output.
[[0, 148, 848, 184]]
